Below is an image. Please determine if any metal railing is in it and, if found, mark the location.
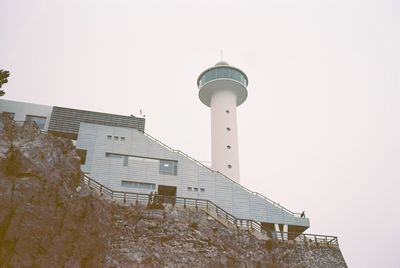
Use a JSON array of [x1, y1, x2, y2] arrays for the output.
[[82, 174, 338, 246], [143, 132, 301, 217]]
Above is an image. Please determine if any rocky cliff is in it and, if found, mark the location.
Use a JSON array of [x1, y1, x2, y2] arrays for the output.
[[0, 115, 347, 267]]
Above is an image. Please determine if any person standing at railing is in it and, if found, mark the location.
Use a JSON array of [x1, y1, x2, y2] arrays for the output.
[[147, 192, 153, 208], [153, 192, 158, 205]]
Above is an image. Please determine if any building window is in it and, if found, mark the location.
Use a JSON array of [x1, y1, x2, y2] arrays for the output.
[[200, 188, 205, 193], [187, 187, 192, 191], [3, 112, 15, 120], [227, 145, 231, 149], [121, 137, 126, 141], [25, 115, 46, 129], [114, 136, 119, 141], [105, 152, 122, 158], [228, 164, 232, 169], [121, 180, 155, 190], [226, 110, 230, 114], [194, 187, 198, 192], [105, 153, 177, 174], [159, 159, 178, 176], [107, 135, 112, 140], [227, 127, 231, 131]]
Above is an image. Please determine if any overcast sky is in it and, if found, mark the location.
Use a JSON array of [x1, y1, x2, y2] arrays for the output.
[[1, 0, 399, 267]]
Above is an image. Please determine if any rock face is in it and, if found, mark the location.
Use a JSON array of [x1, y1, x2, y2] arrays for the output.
[[0, 115, 112, 267], [107, 205, 347, 268], [0, 115, 347, 267]]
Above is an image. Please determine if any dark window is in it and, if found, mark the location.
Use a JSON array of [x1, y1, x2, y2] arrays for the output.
[[228, 164, 232, 169], [227, 127, 231, 131], [26, 115, 46, 129], [121, 180, 155, 190], [105, 152, 122, 158], [3, 112, 15, 120], [227, 145, 231, 149]]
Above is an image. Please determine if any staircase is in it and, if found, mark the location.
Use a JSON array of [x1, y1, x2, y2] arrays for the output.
[[82, 174, 339, 246]]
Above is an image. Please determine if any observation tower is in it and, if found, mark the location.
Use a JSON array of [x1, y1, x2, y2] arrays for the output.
[[197, 61, 248, 183]]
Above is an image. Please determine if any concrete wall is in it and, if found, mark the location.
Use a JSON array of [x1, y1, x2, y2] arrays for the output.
[[76, 122, 309, 228]]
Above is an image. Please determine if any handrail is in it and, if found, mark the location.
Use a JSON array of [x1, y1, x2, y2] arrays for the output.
[[142, 131, 300, 216], [82, 174, 338, 246]]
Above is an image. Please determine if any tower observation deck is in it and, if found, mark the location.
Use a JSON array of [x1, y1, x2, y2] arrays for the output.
[[197, 61, 248, 183]]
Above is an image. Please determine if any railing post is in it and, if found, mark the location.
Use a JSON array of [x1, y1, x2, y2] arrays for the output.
[[136, 194, 138, 206], [195, 199, 198, 210], [184, 198, 186, 208], [87, 178, 91, 187], [100, 185, 103, 195], [123, 192, 126, 203]]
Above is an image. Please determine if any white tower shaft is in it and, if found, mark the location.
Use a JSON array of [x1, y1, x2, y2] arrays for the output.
[[210, 89, 241, 182], [197, 61, 248, 184]]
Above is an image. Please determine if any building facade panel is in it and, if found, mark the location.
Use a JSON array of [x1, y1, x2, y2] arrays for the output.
[[48, 106, 145, 139], [76, 122, 309, 228]]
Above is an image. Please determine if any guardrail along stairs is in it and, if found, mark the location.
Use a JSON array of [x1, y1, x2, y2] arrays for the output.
[[82, 175, 339, 246]]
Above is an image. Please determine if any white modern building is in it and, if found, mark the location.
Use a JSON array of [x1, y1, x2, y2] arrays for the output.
[[0, 65, 310, 234]]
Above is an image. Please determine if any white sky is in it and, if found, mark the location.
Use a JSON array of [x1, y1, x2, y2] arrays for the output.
[[1, 0, 399, 267]]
